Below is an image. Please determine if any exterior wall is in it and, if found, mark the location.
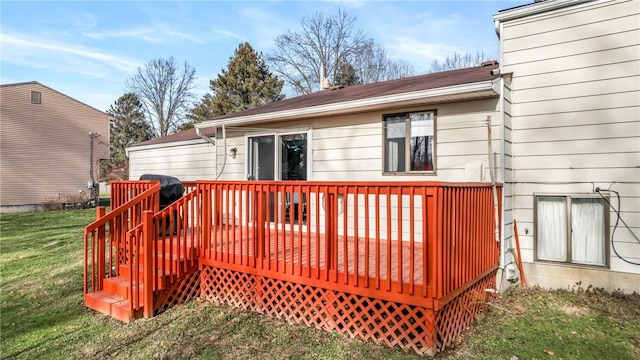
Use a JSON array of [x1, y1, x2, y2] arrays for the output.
[[0, 82, 110, 211], [498, 0, 640, 292], [215, 98, 502, 183], [128, 141, 216, 181]]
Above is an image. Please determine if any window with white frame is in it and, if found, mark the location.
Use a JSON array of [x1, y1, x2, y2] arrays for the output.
[[383, 111, 435, 174], [535, 195, 608, 266]]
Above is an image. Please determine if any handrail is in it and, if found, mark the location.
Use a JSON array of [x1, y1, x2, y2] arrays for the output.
[[124, 187, 200, 313], [84, 183, 161, 235]]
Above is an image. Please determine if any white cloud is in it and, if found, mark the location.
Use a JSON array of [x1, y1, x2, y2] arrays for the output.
[[214, 29, 246, 43], [83, 26, 203, 44], [0, 33, 141, 74]]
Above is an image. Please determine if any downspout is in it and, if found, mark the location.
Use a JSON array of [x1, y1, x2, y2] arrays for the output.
[[486, 116, 500, 244], [197, 125, 227, 180]]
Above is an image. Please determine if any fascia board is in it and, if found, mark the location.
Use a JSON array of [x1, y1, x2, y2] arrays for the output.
[[126, 138, 210, 155], [493, 0, 593, 22], [196, 80, 499, 129]]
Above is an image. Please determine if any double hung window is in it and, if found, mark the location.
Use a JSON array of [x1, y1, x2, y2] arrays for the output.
[[383, 111, 435, 174]]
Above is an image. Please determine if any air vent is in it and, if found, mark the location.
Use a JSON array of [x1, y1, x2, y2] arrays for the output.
[[481, 60, 499, 67], [31, 91, 41, 104]]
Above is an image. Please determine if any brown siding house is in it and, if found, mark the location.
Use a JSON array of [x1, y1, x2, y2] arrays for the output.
[[0, 81, 110, 212]]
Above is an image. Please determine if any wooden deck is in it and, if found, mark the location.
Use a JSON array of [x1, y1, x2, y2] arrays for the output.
[[202, 225, 424, 285], [84, 180, 502, 355]]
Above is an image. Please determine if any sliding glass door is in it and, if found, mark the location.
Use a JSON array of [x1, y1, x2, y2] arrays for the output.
[[248, 132, 308, 223]]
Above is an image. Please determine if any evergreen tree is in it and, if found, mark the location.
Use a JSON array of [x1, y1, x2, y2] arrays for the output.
[[189, 42, 284, 123], [104, 93, 152, 179]]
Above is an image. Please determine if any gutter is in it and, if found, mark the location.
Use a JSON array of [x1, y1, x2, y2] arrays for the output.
[[195, 80, 500, 129], [494, 0, 593, 38]]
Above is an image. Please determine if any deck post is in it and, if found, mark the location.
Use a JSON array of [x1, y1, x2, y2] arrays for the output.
[[96, 206, 106, 290], [256, 186, 266, 262], [201, 185, 211, 259], [142, 210, 154, 318]]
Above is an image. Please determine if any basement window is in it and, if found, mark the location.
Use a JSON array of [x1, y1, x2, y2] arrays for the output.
[[31, 91, 41, 104], [535, 195, 609, 267]]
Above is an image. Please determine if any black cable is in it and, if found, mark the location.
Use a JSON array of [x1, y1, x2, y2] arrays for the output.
[[596, 189, 640, 266]]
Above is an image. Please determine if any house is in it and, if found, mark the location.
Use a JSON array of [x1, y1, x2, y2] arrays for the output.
[[94, 63, 506, 355], [494, 0, 639, 293], [127, 127, 217, 181], [185, 0, 639, 294], [0, 81, 110, 212], [89, 0, 638, 354]]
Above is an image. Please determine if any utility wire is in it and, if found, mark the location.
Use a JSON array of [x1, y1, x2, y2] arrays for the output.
[[596, 188, 640, 266]]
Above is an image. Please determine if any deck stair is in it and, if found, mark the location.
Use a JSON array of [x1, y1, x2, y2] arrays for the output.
[[84, 243, 196, 322], [83, 182, 200, 323]]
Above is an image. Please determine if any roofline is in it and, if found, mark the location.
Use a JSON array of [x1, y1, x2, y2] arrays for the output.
[[493, 0, 593, 22], [196, 79, 501, 129], [0, 81, 110, 117], [126, 138, 211, 154]]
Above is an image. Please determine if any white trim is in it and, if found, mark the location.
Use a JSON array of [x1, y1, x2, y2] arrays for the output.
[[493, 0, 594, 22], [196, 80, 500, 129], [126, 138, 209, 155], [244, 128, 313, 181]]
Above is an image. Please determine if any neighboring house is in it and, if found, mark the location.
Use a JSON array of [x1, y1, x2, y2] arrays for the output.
[[0, 81, 110, 212], [127, 127, 216, 181], [494, 0, 640, 293]]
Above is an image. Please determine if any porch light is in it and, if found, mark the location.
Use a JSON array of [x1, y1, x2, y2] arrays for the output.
[[229, 147, 237, 159]]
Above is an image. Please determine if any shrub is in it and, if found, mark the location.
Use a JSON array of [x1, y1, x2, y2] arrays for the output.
[[41, 193, 92, 211]]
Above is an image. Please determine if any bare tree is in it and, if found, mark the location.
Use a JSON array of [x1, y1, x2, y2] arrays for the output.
[[126, 57, 196, 137], [268, 8, 413, 95], [351, 43, 414, 83], [429, 51, 493, 73]]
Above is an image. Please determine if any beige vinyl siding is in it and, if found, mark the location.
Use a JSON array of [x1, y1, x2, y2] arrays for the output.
[[215, 98, 501, 183], [128, 141, 216, 181], [0, 82, 110, 208], [312, 99, 501, 182], [500, 0, 640, 282], [212, 97, 501, 242]]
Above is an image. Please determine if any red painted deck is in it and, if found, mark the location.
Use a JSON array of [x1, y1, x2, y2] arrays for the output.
[[84, 180, 502, 355], [204, 226, 424, 284]]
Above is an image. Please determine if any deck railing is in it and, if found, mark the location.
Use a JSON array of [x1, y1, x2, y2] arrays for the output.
[[125, 187, 200, 315], [198, 181, 501, 307], [84, 183, 161, 294]]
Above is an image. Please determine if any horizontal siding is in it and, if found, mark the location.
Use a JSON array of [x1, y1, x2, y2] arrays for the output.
[[501, 0, 640, 277], [513, 76, 639, 104], [0, 83, 110, 206], [129, 143, 216, 181], [503, 45, 639, 78], [513, 121, 640, 144], [504, 12, 639, 52], [504, 28, 638, 65], [513, 92, 639, 117], [513, 60, 640, 90], [514, 107, 639, 128], [216, 98, 502, 183], [501, 0, 635, 41]]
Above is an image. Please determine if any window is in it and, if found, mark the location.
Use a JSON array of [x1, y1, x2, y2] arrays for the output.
[[535, 195, 609, 266], [31, 91, 41, 104], [383, 111, 435, 173], [247, 131, 309, 223]]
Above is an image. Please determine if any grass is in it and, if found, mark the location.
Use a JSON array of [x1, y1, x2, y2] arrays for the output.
[[1, 209, 639, 359]]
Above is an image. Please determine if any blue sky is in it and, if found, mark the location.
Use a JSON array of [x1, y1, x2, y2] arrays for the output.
[[1, 0, 527, 113]]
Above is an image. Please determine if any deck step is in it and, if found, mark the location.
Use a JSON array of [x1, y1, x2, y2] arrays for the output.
[[103, 276, 145, 299], [85, 291, 141, 323]]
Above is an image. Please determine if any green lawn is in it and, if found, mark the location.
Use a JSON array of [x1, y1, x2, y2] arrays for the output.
[[1, 209, 638, 359]]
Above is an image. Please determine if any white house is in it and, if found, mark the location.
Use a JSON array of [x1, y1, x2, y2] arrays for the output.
[[494, 0, 639, 292], [127, 127, 217, 181], [127, 0, 639, 293]]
